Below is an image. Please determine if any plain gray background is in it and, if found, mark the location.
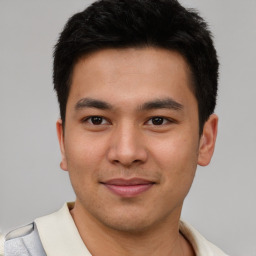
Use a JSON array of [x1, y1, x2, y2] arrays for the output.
[[1, 1, 256, 255]]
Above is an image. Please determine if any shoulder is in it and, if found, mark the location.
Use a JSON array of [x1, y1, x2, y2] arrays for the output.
[[0, 204, 72, 256], [0, 224, 34, 256], [3, 223, 34, 256], [3, 223, 46, 256], [5, 223, 34, 242]]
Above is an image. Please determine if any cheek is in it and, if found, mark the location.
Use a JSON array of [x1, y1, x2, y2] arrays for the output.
[[149, 133, 199, 185], [64, 130, 106, 168], [152, 133, 198, 162], [64, 139, 99, 201], [63, 134, 105, 189]]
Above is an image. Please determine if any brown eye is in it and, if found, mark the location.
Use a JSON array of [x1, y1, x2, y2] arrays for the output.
[[87, 116, 108, 125], [91, 116, 103, 125], [151, 117, 164, 125]]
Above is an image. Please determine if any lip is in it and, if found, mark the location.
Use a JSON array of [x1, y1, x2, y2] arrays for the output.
[[101, 178, 155, 198]]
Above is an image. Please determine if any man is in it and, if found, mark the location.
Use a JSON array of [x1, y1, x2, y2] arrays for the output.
[[2, 0, 229, 255]]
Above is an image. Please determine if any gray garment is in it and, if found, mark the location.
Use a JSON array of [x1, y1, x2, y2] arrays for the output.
[[5, 223, 46, 256]]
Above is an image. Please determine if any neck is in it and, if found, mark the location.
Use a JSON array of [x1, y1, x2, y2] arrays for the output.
[[70, 201, 195, 256]]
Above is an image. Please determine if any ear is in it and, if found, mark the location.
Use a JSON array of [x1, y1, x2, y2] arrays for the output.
[[197, 114, 218, 166], [56, 119, 68, 171]]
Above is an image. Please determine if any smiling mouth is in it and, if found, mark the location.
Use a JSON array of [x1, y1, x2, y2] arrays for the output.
[[101, 178, 155, 198]]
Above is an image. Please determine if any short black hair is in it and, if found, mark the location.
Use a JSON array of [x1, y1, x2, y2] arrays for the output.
[[53, 0, 219, 133]]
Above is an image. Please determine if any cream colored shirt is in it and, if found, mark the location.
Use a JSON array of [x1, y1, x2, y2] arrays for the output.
[[0, 234, 4, 256], [35, 203, 228, 256], [1, 203, 229, 256]]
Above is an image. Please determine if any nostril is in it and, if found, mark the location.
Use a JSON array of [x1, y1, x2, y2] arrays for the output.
[[111, 158, 142, 167]]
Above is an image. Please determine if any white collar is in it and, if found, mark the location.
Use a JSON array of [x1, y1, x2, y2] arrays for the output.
[[179, 221, 228, 256], [35, 202, 91, 256], [35, 203, 228, 256]]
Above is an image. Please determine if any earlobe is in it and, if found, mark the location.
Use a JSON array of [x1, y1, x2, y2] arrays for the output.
[[197, 114, 218, 166], [56, 119, 68, 171]]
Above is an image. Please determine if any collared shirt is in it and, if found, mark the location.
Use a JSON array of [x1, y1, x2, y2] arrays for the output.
[[33, 202, 228, 256], [0, 234, 4, 256]]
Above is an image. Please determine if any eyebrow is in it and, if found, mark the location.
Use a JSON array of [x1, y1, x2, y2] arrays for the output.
[[74, 97, 183, 111], [138, 98, 183, 111], [75, 98, 112, 110]]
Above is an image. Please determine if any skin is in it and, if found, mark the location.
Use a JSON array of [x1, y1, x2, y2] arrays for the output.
[[56, 47, 218, 256]]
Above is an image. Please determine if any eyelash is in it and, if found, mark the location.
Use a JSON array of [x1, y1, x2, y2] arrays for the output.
[[82, 116, 176, 126], [145, 116, 175, 126], [82, 116, 110, 125]]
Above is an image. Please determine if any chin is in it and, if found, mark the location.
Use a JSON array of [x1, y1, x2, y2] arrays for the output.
[[101, 216, 155, 234], [92, 205, 173, 235]]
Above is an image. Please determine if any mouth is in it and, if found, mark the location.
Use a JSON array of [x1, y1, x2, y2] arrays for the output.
[[100, 178, 155, 198]]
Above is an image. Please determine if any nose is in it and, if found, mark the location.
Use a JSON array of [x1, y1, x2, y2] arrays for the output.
[[107, 123, 148, 167]]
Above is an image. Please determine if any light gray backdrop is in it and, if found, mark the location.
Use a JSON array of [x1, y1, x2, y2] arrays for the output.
[[0, 1, 255, 255]]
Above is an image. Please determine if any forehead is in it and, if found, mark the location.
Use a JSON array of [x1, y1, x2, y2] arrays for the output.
[[73, 47, 192, 81], [68, 47, 196, 109]]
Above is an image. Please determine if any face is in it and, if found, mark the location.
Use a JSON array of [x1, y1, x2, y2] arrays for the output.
[[57, 47, 218, 233]]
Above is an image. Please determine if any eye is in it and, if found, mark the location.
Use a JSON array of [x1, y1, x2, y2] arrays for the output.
[[84, 116, 109, 125], [151, 117, 166, 125], [146, 116, 169, 125]]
